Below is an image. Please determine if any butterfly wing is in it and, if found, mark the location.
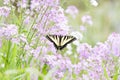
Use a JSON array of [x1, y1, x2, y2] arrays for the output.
[[46, 35, 60, 50], [60, 36, 76, 50]]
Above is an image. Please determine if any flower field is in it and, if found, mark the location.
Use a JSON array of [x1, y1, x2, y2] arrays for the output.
[[0, 0, 120, 80]]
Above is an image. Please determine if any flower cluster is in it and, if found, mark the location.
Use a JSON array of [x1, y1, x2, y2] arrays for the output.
[[0, 24, 18, 39], [41, 33, 120, 80], [42, 54, 72, 79], [0, 6, 11, 17], [0, 0, 119, 80]]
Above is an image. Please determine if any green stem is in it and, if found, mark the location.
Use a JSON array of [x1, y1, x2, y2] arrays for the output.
[[22, 14, 38, 48], [18, 9, 23, 33], [5, 40, 11, 68], [39, 6, 49, 23], [21, 6, 50, 67]]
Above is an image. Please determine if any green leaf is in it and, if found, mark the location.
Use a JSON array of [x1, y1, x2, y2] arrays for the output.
[[42, 64, 49, 75]]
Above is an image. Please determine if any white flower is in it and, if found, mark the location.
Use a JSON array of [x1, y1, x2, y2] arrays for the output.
[[66, 50, 72, 55], [70, 31, 83, 40], [66, 44, 72, 50], [90, 0, 98, 7], [73, 40, 80, 46]]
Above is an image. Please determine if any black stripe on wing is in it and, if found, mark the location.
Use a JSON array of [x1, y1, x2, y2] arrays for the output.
[[46, 35, 59, 50], [59, 36, 76, 50]]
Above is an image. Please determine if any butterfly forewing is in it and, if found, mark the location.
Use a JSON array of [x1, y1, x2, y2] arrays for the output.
[[61, 36, 75, 46], [47, 35, 59, 46]]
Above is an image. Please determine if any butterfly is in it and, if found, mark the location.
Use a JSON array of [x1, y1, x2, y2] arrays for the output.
[[46, 35, 76, 50]]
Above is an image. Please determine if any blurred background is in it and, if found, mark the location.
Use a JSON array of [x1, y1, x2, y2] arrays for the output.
[[61, 0, 120, 46]]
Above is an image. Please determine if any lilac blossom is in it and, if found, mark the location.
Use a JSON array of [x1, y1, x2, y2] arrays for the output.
[[42, 0, 59, 7], [31, 0, 59, 8], [72, 33, 120, 79], [77, 43, 92, 59], [3, 0, 10, 4], [23, 16, 31, 24], [42, 54, 72, 79], [19, 34, 28, 44], [81, 15, 93, 25], [10, 33, 27, 45], [30, 45, 47, 57], [0, 6, 11, 17], [17, 0, 28, 9], [33, 24, 46, 35], [1, 24, 18, 39], [65, 5, 79, 18], [80, 25, 86, 31], [73, 63, 82, 75], [49, 25, 69, 35], [107, 32, 120, 56], [47, 6, 67, 24], [92, 42, 111, 60]]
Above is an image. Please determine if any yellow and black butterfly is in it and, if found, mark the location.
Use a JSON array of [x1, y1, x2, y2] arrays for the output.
[[46, 35, 76, 50]]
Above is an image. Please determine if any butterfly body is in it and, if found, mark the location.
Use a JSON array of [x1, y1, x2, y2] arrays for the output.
[[46, 35, 76, 50]]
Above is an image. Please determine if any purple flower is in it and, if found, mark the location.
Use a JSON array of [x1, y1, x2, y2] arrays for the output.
[[81, 15, 93, 25], [47, 6, 67, 24], [19, 34, 28, 44], [0, 27, 3, 37], [33, 24, 47, 36], [30, 47, 41, 58], [73, 63, 82, 75], [42, 54, 72, 79], [48, 25, 69, 35], [77, 43, 92, 59], [65, 5, 79, 18], [11, 37, 20, 44], [31, 0, 59, 11], [80, 25, 86, 31], [17, 0, 28, 8], [0, 6, 11, 17], [23, 16, 31, 24], [1, 24, 18, 39], [107, 33, 120, 56], [3, 0, 10, 4], [92, 42, 110, 60], [43, 0, 59, 7], [30, 0, 41, 10]]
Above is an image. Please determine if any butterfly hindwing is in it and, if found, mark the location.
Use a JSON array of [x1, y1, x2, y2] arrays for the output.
[[46, 35, 76, 50]]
